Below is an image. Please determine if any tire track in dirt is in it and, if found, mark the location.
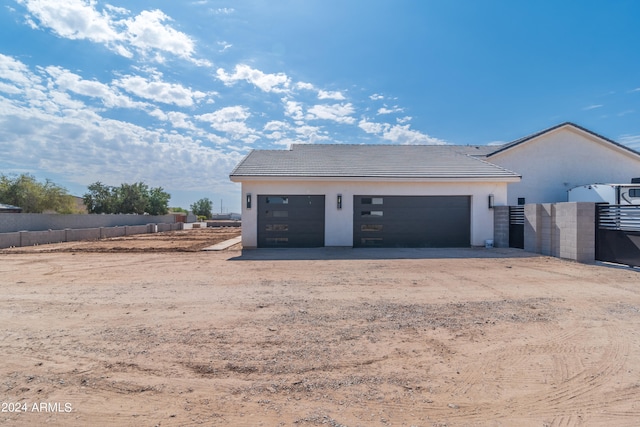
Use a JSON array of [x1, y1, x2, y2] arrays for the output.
[[423, 321, 638, 424]]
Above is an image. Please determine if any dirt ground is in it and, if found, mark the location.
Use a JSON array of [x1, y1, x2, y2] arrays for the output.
[[1, 230, 640, 426]]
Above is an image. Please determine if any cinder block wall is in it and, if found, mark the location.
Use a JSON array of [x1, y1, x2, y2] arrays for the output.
[[523, 202, 595, 263], [0, 222, 184, 249], [493, 206, 509, 248], [0, 213, 177, 233]]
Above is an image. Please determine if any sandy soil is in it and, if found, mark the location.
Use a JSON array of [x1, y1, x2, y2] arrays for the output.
[[1, 227, 242, 253], [1, 234, 640, 426]]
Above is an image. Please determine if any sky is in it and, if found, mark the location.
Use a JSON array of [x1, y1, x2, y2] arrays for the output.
[[2, 1, 640, 213]]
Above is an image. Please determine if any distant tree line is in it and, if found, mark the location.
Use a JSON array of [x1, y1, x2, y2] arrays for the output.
[[1, 174, 214, 218], [0, 173, 76, 213], [82, 181, 171, 215]]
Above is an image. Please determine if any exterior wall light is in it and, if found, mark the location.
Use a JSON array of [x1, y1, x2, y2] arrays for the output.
[[337, 194, 342, 210], [488, 194, 495, 209], [246, 193, 252, 209]]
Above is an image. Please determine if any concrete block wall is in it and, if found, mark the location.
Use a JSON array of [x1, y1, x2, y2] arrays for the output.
[[0, 213, 177, 233], [101, 227, 126, 239], [523, 202, 595, 263], [493, 206, 509, 248], [0, 222, 182, 249], [66, 228, 101, 242], [524, 204, 541, 254], [553, 202, 595, 263]]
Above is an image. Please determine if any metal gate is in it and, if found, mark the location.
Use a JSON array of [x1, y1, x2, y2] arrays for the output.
[[509, 206, 525, 249], [596, 204, 640, 267]]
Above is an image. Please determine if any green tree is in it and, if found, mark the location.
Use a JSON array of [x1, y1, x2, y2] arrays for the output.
[[116, 182, 149, 214], [190, 198, 213, 219], [83, 181, 117, 214], [147, 187, 171, 215], [83, 181, 171, 215], [0, 173, 75, 213]]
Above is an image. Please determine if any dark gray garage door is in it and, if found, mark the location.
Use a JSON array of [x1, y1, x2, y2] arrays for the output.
[[257, 195, 325, 248], [353, 195, 470, 247]]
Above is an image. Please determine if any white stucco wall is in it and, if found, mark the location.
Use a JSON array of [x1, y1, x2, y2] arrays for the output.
[[489, 126, 640, 205], [236, 179, 509, 248]]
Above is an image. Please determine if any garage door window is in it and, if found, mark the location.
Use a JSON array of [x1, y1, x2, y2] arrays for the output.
[[265, 210, 288, 218], [361, 210, 383, 217], [265, 224, 289, 231], [266, 196, 289, 204], [362, 197, 383, 205]]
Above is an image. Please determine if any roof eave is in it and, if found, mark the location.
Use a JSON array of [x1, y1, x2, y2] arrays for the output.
[[230, 175, 521, 183]]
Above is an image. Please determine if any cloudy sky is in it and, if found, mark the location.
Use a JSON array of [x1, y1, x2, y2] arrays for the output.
[[2, 1, 640, 212]]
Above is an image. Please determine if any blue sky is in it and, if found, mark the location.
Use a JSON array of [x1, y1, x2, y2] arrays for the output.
[[2, 1, 640, 213]]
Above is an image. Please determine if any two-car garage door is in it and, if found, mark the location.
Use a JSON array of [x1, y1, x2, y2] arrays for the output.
[[353, 195, 470, 248], [257, 194, 470, 248]]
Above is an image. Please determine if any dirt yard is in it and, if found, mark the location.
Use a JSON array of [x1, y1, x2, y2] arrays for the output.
[[1, 230, 640, 426]]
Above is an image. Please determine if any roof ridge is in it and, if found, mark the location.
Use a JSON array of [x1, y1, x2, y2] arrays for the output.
[[486, 122, 640, 158]]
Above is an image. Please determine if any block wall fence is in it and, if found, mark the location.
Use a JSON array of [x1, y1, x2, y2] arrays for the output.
[[493, 202, 596, 263]]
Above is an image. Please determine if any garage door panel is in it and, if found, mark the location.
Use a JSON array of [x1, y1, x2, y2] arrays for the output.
[[258, 195, 325, 248], [354, 195, 470, 248]]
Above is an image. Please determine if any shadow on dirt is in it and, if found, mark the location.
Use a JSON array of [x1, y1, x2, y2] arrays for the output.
[[229, 247, 540, 261]]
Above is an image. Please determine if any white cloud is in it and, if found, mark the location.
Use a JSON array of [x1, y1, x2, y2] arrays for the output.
[[307, 103, 355, 124], [17, 0, 122, 43], [0, 92, 243, 193], [44, 66, 147, 109], [149, 109, 197, 130], [295, 82, 315, 91], [114, 73, 207, 107], [0, 53, 40, 86], [318, 90, 345, 100], [396, 116, 412, 124], [218, 41, 232, 52], [377, 105, 404, 115], [619, 134, 640, 150], [196, 106, 255, 138], [369, 93, 384, 100], [583, 104, 603, 111], [122, 9, 199, 63], [358, 118, 446, 145], [216, 64, 290, 93], [282, 99, 304, 121], [17, 0, 207, 64]]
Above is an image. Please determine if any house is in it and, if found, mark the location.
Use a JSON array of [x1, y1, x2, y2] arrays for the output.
[[230, 122, 640, 249], [478, 122, 640, 206], [230, 144, 520, 248]]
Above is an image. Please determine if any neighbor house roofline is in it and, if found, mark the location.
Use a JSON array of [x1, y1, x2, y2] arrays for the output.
[[486, 122, 640, 158]]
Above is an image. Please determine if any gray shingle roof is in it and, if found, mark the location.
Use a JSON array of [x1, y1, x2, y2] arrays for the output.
[[230, 144, 520, 180]]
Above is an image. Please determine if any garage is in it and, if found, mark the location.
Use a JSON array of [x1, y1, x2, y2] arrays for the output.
[[353, 195, 471, 247], [257, 195, 325, 247], [231, 144, 520, 248]]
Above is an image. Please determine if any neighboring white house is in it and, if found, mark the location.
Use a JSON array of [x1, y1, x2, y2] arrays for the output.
[[230, 144, 520, 248], [482, 122, 640, 206]]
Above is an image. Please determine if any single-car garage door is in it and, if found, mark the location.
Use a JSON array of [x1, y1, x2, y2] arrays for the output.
[[353, 195, 470, 248], [258, 195, 325, 248]]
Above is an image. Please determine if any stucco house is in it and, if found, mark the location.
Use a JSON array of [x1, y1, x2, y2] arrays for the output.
[[479, 122, 640, 206], [229, 122, 640, 249]]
